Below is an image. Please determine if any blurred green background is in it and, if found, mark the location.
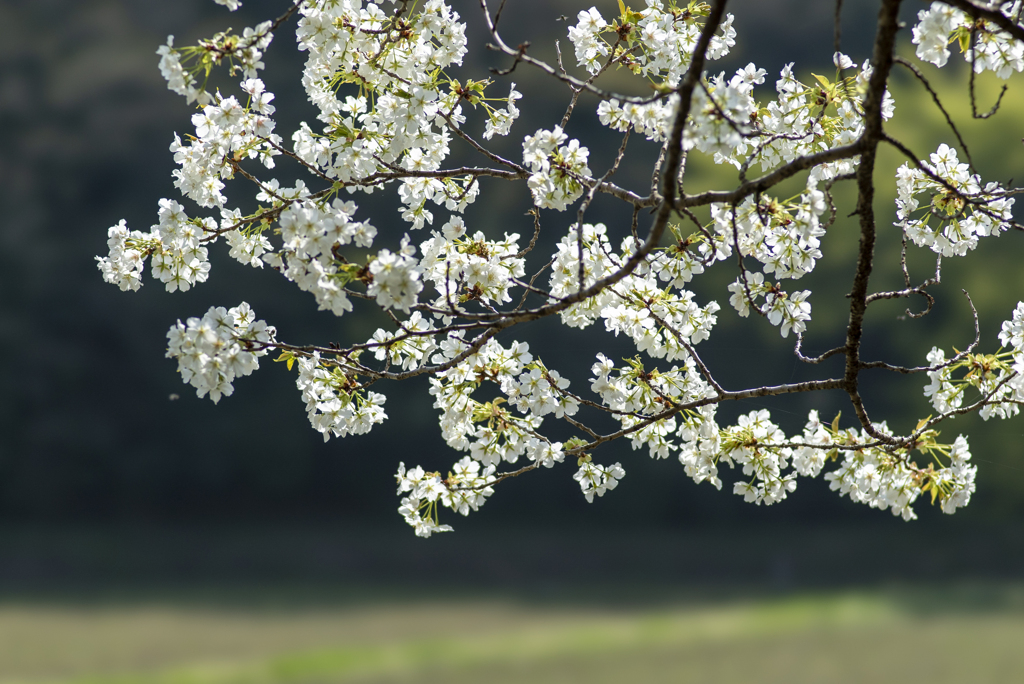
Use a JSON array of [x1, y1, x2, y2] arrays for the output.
[[2, 0, 1024, 681]]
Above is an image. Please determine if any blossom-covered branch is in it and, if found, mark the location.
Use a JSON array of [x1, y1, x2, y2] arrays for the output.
[[98, 0, 1024, 536]]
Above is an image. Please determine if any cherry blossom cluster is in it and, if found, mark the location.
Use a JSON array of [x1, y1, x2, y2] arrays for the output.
[[752, 56, 894, 180], [895, 144, 1014, 257], [157, 21, 273, 106], [97, 199, 212, 293], [165, 303, 276, 404], [370, 311, 437, 372], [262, 193, 378, 316], [595, 52, 892, 178], [914, 1, 1024, 76], [568, 2, 734, 84], [426, 337, 570, 469], [923, 301, 1024, 421], [727, 273, 812, 339], [713, 186, 828, 279], [574, 459, 626, 503], [295, 352, 387, 440], [711, 184, 827, 338], [98, 0, 1024, 536], [418, 218, 526, 310], [547, 223, 722, 357], [821, 420, 976, 520], [522, 127, 592, 211], [396, 458, 496, 537], [97, 221, 150, 293], [590, 354, 714, 459]]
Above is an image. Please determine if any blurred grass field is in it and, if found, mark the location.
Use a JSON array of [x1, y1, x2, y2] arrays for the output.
[[3, 585, 1024, 684]]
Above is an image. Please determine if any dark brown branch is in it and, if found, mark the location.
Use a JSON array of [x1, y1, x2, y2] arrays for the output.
[[680, 141, 866, 207], [795, 335, 847, 364], [842, 0, 902, 442], [894, 57, 976, 171], [858, 290, 982, 374]]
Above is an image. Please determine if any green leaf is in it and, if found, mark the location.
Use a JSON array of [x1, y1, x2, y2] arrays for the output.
[[958, 28, 971, 54], [275, 350, 296, 371], [811, 73, 831, 89], [831, 411, 841, 435], [625, 10, 644, 24], [618, 0, 626, 16]]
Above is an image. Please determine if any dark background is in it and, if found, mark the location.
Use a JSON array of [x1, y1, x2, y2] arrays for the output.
[[1, 0, 1022, 593]]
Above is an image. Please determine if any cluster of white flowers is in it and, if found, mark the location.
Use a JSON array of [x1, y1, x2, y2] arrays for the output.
[[370, 311, 437, 372], [719, 410, 798, 506], [754, 57, 893, 181], [522, 127, 592, 211], [568, 3, 734, 84], [548, 223, 618, 326], [266, 196, 377, 316], [165, 303, 275, 404], [97, 221, 150, 292], [395, 458, 496, 538], [157, 25, 273, 107], [923, 347, 963, 415], [292, 0, 471, 193], [546, 222, 722, 354], [824, 424, 976, 520], [669, 403, 976, 518], [417, 336, 571, 488], [157, 38, 210, 106], [597, 95, 675, 142], [895, 144, 1014, 257], [225, 226, 272, 268], [914, 1, 1024, 77], [591, 354, 712, 459], [506, 361, 581, 421], [295, 352, 387, 441], [685, 65, 764, 163], [704, 182, 826, 337], [427, 338, 538, 463], [366, 236, 423, 313], [604, 284, 720, 361], [726, 272, 811, 338], [1000, 301, 1024, 352], [568, 7, 610, 75], [712, 185, 828, 277], [676, 404, 722, 486], [594, 49, 891, 181], [993, 301, 1024, 418], [397, 171, 481, 230], [625, 231, 717, 288], [170, 82, 281, 209], [96, 200, 212, 293], [574, 460, 626, 503], [418, 217, 526, 311], [595, 61, 764, 159], [482, 83, 523, 140], [923, 301, 1024, 421]]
